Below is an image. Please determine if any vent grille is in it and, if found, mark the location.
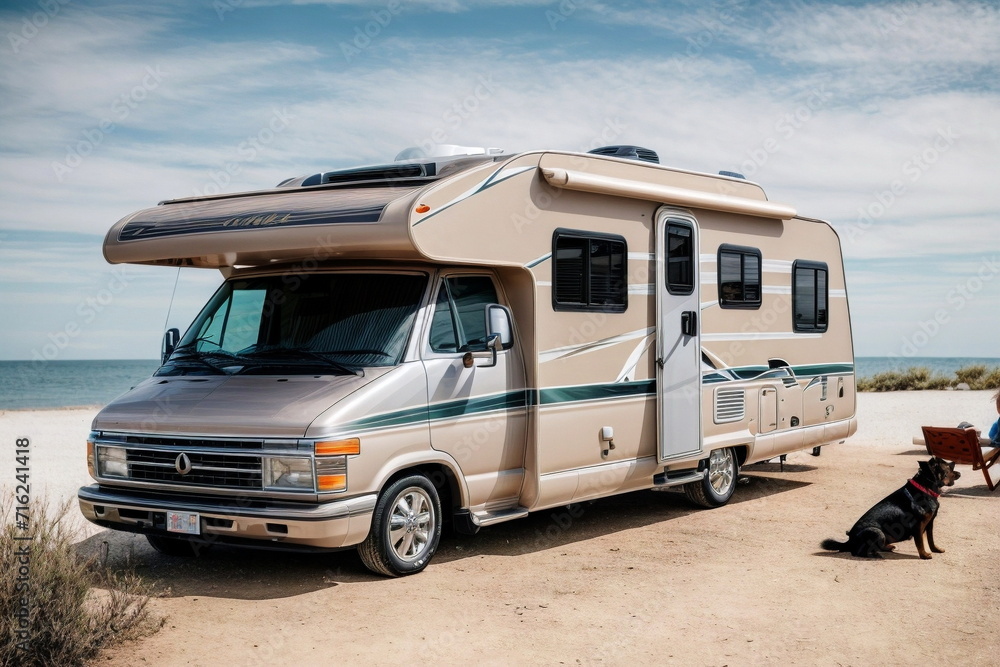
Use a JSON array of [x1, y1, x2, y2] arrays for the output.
[[714, 388, 746, 423]]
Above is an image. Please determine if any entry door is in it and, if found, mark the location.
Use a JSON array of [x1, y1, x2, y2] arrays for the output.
[[655, 211, 703, 461]]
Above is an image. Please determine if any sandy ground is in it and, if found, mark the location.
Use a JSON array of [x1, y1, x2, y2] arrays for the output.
[[2, 391, 999, 666]]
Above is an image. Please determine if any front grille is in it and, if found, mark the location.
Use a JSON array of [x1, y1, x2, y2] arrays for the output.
[[114, 434, 266, 450], [126, 448, 262, 489]]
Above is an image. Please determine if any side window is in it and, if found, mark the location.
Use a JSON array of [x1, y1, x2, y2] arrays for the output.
[[552, 229, 627, 312], [195, 285, 266, 352], [718, 245, 761, 309], [429, 276, 499, 353], [792, 260, 828, 332], [666, 222, 694, 295]]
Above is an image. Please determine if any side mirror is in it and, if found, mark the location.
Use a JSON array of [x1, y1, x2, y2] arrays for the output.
[[486, 304, 514, 350], [463, 305, 515, 369], [161, 328, 180, 364]]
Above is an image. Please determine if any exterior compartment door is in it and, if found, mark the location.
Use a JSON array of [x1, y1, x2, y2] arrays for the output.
[[655, 211, 703, 462]]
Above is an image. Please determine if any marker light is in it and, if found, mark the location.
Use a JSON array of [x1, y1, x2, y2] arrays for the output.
[[315, 439, 360, 456]]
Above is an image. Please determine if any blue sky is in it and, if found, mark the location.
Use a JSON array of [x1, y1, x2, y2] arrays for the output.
[[1, 0, 998, 361]]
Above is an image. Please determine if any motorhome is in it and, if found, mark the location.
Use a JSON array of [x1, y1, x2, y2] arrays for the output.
[[79, 144, 857, 576]]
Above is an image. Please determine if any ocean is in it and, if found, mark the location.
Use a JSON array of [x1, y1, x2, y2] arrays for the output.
[[853, 356, 1000, 380], [0, 357, 998, 410], [0, 359, 161, 410]]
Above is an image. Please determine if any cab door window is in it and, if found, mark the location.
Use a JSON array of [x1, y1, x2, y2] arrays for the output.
[[429, 276, 499, 353]]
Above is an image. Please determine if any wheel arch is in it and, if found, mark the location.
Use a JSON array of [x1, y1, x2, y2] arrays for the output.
[[380, 462, 463, 520]]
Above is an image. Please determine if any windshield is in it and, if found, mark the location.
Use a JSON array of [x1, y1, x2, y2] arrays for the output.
[[160, 272, 427, 376]]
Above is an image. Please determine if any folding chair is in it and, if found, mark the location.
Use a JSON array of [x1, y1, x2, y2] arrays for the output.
[[921, 426, 1000, 492]]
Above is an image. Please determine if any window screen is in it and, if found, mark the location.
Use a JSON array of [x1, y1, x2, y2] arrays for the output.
[[792, 260, 828, 332], [718, 245, 761, 309], [552, 230, 627, 312]]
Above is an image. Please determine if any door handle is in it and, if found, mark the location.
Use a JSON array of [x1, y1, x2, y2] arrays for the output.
[[681, 310, 697, 337]]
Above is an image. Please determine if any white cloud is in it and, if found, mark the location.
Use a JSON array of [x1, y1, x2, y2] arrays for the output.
[[1, 0, 998, 359]]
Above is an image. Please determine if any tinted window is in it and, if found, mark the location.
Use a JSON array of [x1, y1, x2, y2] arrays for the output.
[[666, 223, 694, 295], [430, 276, 499, 353], [553, 230, 627, 312], [718, 245, 762, 309], [793, 261, 829, 332], [168, 273, 426, 373]]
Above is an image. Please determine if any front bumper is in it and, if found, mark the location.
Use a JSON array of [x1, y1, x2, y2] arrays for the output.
[[78, 484, 376, 550]]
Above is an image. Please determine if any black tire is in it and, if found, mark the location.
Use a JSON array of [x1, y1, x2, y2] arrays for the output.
[[358, 474, 442, 577], [684, 447, 739, 508], [146, 534, 199, 557]]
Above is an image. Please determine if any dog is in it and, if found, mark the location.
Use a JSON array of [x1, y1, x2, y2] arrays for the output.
[[821, 457, 960, 559]]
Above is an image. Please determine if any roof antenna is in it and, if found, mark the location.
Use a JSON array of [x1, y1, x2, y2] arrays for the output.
[[162, 266, 181, 333]]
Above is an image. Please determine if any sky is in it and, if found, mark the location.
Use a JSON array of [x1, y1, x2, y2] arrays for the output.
[[1, 0, 998, 361]]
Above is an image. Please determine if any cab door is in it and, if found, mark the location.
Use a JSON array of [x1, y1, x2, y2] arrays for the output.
[[655, 211, 703, 461], [421, 272, 528, 508]]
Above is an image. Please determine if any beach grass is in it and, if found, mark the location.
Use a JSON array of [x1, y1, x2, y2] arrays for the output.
[[1, 496, 162, 666], [857, 364, 1000, 392]]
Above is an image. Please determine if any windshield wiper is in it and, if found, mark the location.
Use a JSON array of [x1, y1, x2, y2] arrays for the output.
[[244, 347, 364, 377], [165, 351, 228, 375]]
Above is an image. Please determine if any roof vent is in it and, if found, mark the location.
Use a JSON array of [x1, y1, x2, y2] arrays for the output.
[[718, 170, 746, 179], [588, 145, 659, 164], [394, 145, 504, 161], [298, 163, 434, 187]]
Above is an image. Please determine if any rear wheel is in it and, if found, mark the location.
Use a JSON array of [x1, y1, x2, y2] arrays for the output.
[[146, 534, 199, 557], [358, 474, 442, 577], [684, 447, 739, 508]]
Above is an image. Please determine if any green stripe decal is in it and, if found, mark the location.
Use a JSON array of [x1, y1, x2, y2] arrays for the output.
[[338, 363, 854, 432], [792, 363, 854, 376], [539, 380, 656, 405], [344, 390, 529, 430]]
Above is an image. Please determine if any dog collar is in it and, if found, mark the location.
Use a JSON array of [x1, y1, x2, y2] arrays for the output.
[[908, 479, 940, 498]]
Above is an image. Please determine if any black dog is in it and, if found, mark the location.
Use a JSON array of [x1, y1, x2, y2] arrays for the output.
[[821, 457, 960, 559]]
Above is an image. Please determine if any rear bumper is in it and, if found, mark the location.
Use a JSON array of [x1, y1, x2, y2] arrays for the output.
[[77, 484, 376, 550]]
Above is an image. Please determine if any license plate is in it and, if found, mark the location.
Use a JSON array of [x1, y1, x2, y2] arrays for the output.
[[166, 511, 200, 535]]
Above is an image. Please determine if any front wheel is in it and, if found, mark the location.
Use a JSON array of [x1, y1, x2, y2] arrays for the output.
[[684, 447, 739, 508], [358, 474, 442, 577]]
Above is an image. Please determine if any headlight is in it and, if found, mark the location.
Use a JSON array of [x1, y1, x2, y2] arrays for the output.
[[96, 446, 128, 478], [263, 457, 314, 491]]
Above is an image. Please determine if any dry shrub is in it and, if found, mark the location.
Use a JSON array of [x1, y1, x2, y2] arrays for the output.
[[979, 367, 1000, 391], [954, 364, 986, 386], [857, 365, 1000, 392], [0, 496, 162, 666], [856, 367, 950, 391]]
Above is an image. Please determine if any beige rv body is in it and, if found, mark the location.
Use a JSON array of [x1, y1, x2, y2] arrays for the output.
[[81, 148, 856, 573]]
